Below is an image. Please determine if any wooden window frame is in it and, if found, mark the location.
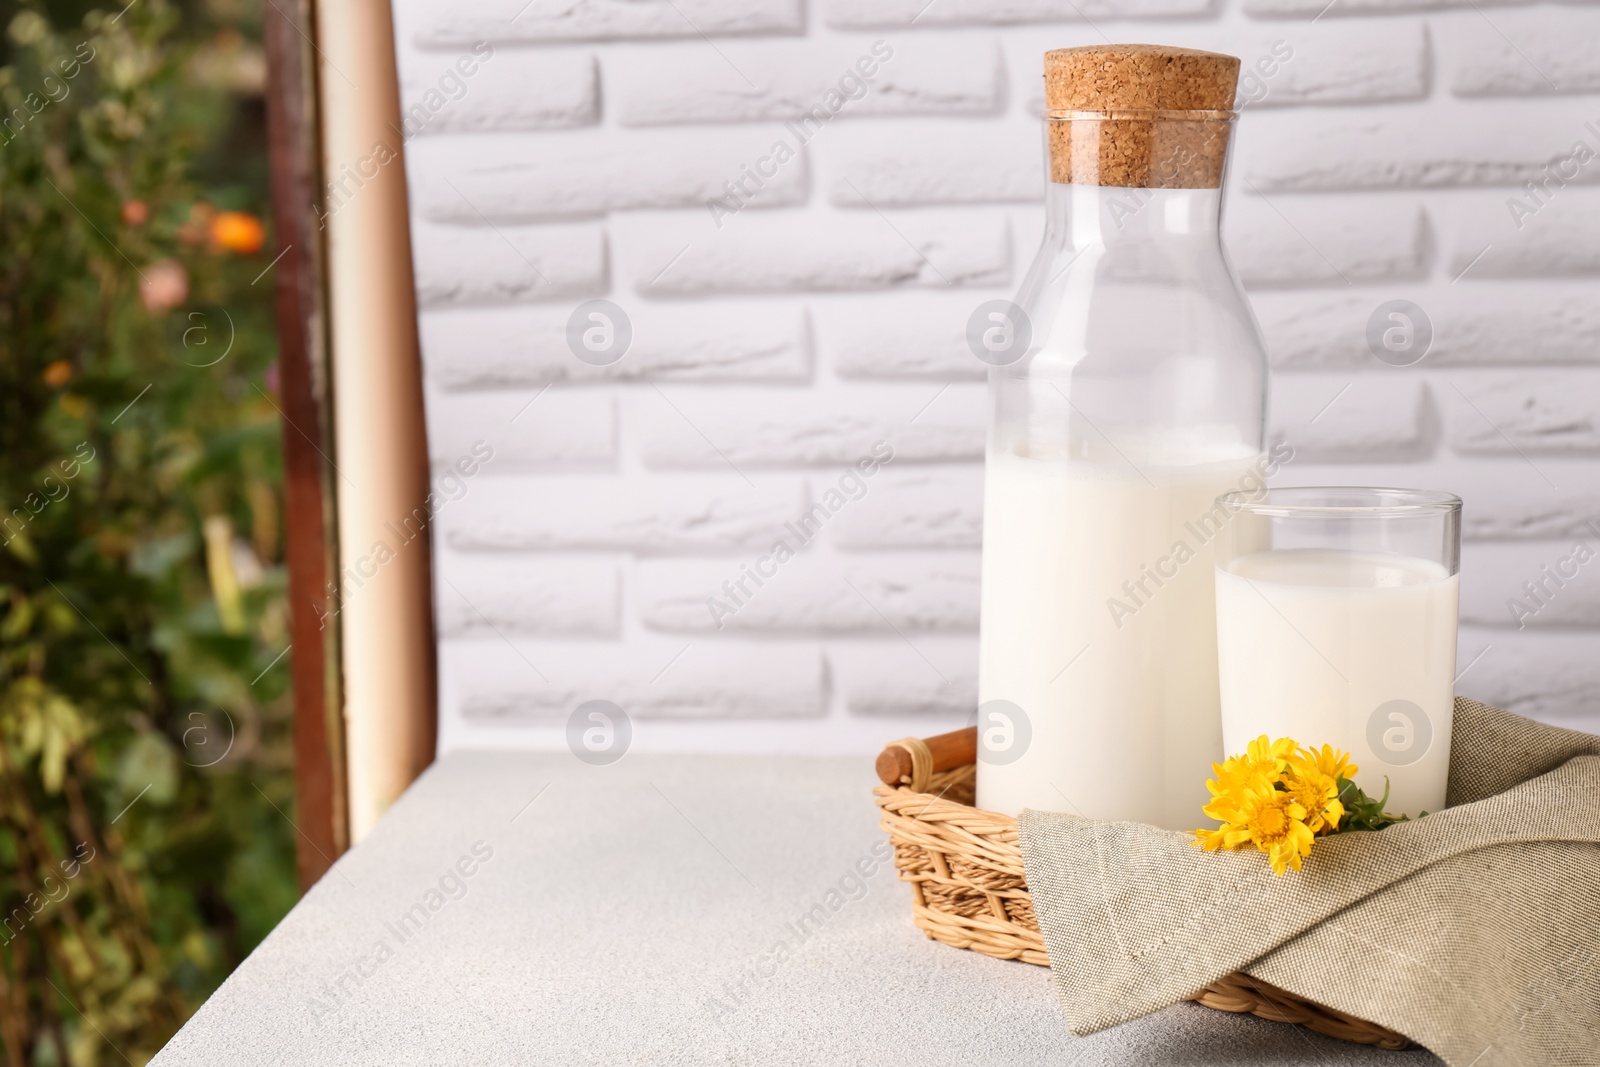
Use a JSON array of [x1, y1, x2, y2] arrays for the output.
[[263, 0, 437, 890]]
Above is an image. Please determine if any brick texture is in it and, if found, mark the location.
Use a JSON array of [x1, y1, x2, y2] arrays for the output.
[[1253, 284, 1600, 368], [1243, 111, 1600, 191], [820, 294, 992, 380], [446, 640, 825, 721], [1270, 374, 1435, 461], [627, 215, 1011, 295], [1245, 0, 1546, 16], [829, 467, 984, 548], [426, 389, 616, 469], [440, 476, 806, 553], [1446, 10, 1600, 97], [632, 384, 983, 467], [1229, 197, 1426, 286], [420, 305, 811, 388], [1460, 538, 1600, 629], [402, 51, 597, 134], [825, 0, 1213, 28], [1445, 193, 1600, 279], [1456, 627, 1600, 730], [392, 0, 1600, 748], [1013, 27, 1429, 111], [1281, 459, 1600, 541], [635, 554, 980, 633], [612, 38, 1005, 126], [830, 637, 978, 717], [827, 123, 1042, 207], [434, 557, 620, 636], [1445, 371, 1600, 455], [410, 0, 802, 49], [1233, 23, 1428, 107], [412, 131, 808, 223], [411, 222, 606, 308]]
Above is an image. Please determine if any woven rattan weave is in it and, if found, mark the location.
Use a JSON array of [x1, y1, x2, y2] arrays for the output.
[[873, 732, 1411, 1051]]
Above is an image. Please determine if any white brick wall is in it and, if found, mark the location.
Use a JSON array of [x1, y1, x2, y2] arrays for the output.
[[1446, 9, 1600, 97], [411, 131, 810, 221], [610, 38, 1007, 124], [401, 51, 597, 132], [1253, 283, 1600, 367], [411, 222, 605, 305], [421, 305, 811, 386], [391, 0, 1600, 756]]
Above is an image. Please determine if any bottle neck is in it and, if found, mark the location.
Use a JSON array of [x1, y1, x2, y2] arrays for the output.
[[1043, 182, 1225, 251]]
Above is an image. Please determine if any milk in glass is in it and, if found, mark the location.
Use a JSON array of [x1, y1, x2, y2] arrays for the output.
[[1215, 549, 1459, 818]]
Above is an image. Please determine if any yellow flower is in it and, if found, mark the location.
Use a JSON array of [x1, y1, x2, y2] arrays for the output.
[[1200, 734, 1294, 821], [1198, 774, 1273, 844], [1194, 783, 1314, 875], [1201, 771, 1269, 826], [1285, 761, 1344, 833], [1244, 734, 1296, 777], [1285, 743, 1358, 834], [1193, 825, 1242, 852], [1297, 742, 1358, 784], [1245, 790, 1316, 875], [1195, 739, 1374, 872], [1193, 735, 1324, 873], [1204, 757, 1270, 800]]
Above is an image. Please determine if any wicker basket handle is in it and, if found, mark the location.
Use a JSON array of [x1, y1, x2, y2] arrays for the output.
[[875, 727, 978, 791]]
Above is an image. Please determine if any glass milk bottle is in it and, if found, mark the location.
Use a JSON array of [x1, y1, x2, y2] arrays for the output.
[[976, 46, 1270, 828]]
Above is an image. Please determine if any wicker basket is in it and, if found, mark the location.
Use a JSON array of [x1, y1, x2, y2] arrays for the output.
[[873, 728, 1411, 1051]]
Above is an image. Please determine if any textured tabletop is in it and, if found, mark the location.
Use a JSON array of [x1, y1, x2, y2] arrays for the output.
[[152, 750, 1442, 1066]]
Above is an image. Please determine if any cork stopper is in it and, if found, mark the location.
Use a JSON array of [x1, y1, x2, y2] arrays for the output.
[[1042, 45, 1240, 189], [1044, 45, 1240, 112]]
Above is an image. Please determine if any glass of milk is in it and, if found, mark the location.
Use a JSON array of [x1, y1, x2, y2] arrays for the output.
[[1213, 488, 1462, 818]]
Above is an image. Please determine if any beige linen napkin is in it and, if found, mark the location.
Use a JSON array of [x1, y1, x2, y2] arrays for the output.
[[1018, 697, 1600, 1067]]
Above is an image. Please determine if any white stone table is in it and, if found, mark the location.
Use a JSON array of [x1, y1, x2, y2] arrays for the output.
[[152, 751, 1444, 1065]]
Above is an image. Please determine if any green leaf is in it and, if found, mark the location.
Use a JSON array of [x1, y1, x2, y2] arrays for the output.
[[117, 730, 181, 806], [5, 680, 90, 793], [0, 589, 33, 640], [1332, 776, 1409, 833], [3, 528, 40, 563]]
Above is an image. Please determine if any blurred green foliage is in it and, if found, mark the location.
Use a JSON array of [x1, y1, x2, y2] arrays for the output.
[[0, 0, 295, 1062]]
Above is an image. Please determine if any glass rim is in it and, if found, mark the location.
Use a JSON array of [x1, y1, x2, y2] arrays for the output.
[[1217, 486, 1462, 517], [1041, 108, 1238, 122]]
